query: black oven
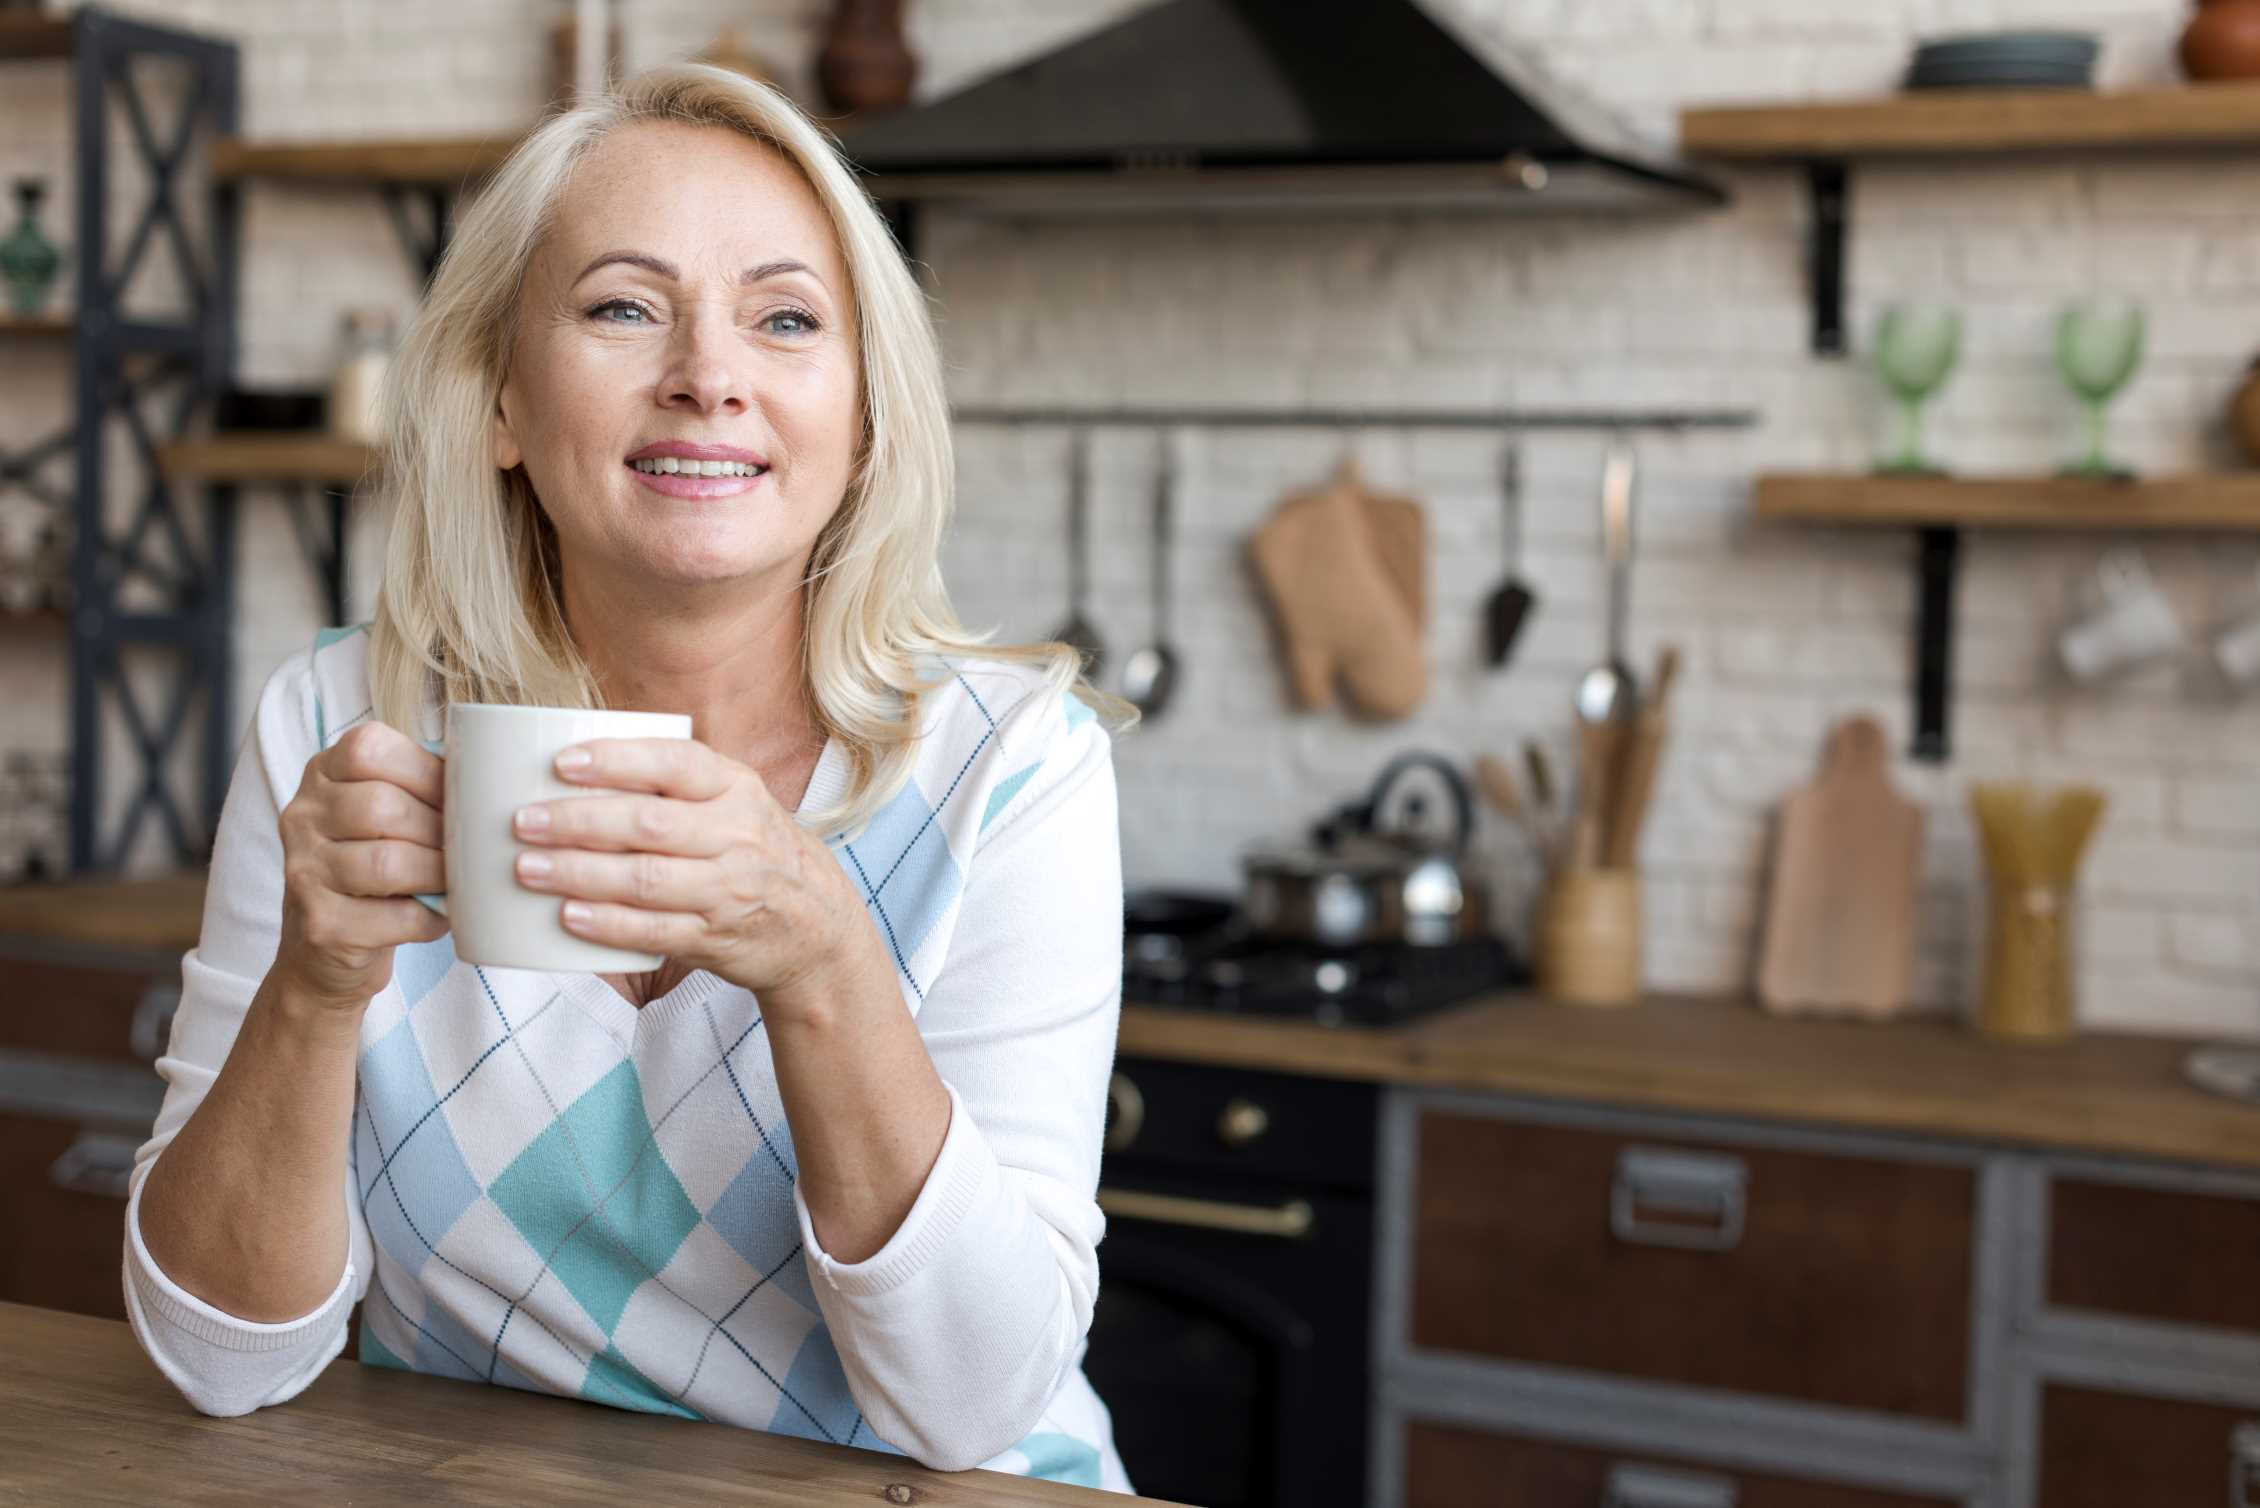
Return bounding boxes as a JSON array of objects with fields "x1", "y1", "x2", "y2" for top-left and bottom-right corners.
[{"x1": 1087, "y1": 1056, "x2": 1379, "y2": 1508}]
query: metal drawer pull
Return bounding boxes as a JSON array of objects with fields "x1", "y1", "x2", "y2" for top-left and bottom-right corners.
[
  {"x1": 1611, "y1": 1148, "x2": 1748, "y2": 1252},
  {"x1": 49, "y1": 1131, "x2": 140, "y2": 1199},
  {"x1": 1603, "y1": 1463, "x2": 1739, "y2": 1508},
  {"x1": 2232, "y1": 1421, "x2": 2260, "y2": 1508},
  {"x1": 1098, "y1": 1188, "x2": 1314, "y2": 1240},
  {"x1": 129, "y1": 982, "x2": 180, "y2": 1062},
  {"x1": 1104, "y1": 1072, "x2": 1145, "y2": 1153}
]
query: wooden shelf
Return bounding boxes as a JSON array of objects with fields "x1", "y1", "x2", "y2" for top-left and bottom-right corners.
[
  {"x1": 0, "y1": 606, "x2": 69, "y2": 633},
  {"x1": 210, "y1": 135, "x2": 521, "y2": 185},
  {"x1": 1755, "y1": 472, "x2": 2260, "y2": 531},
  {"x1": 157, "y1": 434, "x2": 379, "y2": 485},
  {"x1": 0, "y1": 312, "x2": 71, "y2": 337},
  {"x1": 0, "y1": 15, "x2": 73, "y2": 61},
  {"x1": 1683, "y1": 81, "x2": 2260, "y2": 159}
]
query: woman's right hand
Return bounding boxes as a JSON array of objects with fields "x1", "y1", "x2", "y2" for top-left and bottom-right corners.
[{"x1": 273, "y1": 720, "x2": 449, "y2": 1012}]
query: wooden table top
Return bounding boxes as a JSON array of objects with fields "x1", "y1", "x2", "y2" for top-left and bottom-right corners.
[
  {"x1": 1121, "y1": 992, "x2": 2260, "y2": 1172},
  {"x1": 0, "y1": 1303, "x2": 1169, "y2": 1506}
]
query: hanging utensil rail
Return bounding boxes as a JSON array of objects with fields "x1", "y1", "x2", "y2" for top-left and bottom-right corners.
[{"x1": 951, "y1": 405, "x2": 1758, "y2": 431}]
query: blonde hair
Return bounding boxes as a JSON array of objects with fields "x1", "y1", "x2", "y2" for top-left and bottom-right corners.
[{"x1": 367, "y1": 63, "x2": 1133, "y2": 838}]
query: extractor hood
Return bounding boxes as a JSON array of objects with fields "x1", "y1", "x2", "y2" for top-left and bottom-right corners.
[{"x1": 835, "y1": 0, "x2": 1726, "y2": 216}]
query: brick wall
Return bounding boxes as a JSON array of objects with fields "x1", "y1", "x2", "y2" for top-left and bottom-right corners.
[{"x1": 5, "y1": 0, "x2": 2254, "y2": 1034}]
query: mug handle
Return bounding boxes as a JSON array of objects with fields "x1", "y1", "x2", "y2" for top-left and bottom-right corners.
[
  {"x1": 416, "y1": 737, "x2": 448, "y2": 915},
  {"x1": 415, "y1": 892, "x2": 448, "y2": 916}
]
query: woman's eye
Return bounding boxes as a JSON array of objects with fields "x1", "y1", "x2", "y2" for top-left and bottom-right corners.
[
  {"x1": 765, "y1": 308, "x2": 819, "y2": 337},
  {"x1": 589, "y1": 299, "x2": 650, "y2": 324}
]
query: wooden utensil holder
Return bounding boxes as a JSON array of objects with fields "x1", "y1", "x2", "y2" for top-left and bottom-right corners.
[
  {"x1": 1978, "y1": 882, "x2": 2076, "y2": 1043},
  {"x1": 1537, "y1": 867, "x2": 1643, "y2": 1008}
]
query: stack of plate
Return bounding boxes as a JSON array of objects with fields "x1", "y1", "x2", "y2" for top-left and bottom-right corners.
[{"x1": 1904, "y1": 31, "x2": 2099, "y2": 91}]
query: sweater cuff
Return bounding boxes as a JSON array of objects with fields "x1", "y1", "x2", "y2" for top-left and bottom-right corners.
[
  {"x1": 124, "y1": 1175, "x2": 357, "y2": 1353},
  {"x1": 794, "y1": 1080, "x2": 990, "y2": 1299}
]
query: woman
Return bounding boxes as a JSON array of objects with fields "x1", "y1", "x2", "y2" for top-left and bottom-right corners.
[{"x1": 124, "y1": 64, "x2": 1137, "y2": 1490}]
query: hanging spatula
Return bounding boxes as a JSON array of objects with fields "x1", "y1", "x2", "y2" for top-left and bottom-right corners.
[{"x1": 1482, "y1": 441, "x2": 1537, "y2": 669}]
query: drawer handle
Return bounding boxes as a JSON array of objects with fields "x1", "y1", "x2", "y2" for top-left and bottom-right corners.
[
  {"x1": 2232, "y1": 1421, "x2": 2260, "y2": 1508},
  {"x1": 1105, "y1": 1072, "x2": 1145, "y2": 1154},
  {"x1": 1603, "y1": 1463, "x2": 1739, "y2": 1508},
  {"x1": 1098, "y1": 1187, "x2": 1314, "y2": 1240},
  {"x1": 49, "y1": 1130, "x2": 139, "y2": 1199},
  {"x1": 129, "y1": 982, "x2": 180, "y2": 1062},
  {"x1": 1611, "y1": 1148, "x2": 1747, "y2": 1253}
]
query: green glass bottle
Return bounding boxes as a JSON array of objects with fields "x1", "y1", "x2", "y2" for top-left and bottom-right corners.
[{"x1": 1, "y1": 178, "x2": 63, "y2": 317}]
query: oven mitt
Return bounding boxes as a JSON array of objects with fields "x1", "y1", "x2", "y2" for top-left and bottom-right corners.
[{"x1": 1247, "y1": 464, "x2": 1427, "y2": 721}]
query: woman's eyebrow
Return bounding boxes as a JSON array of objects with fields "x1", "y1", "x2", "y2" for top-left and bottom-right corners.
[{"x1": 569, "y1": 251, "x2": 826, "y2": 290}]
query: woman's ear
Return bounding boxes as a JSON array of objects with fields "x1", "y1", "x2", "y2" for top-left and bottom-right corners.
[{"x1": 491, "y1": 386, "x2": 524, "y2": 471}]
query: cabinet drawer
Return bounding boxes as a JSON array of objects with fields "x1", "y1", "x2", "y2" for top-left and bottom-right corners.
[
  {"x1": 0, "y1": 956, "x2": 175, "y2": 1063},
  {"x1": 1409, "y1": 1111, "x2": 1976, "y2": 1421},
  {"x1": 0, "y1": 1110, "x2": 135, "y2": 1320},
  {"x1": 2047, "y1": 1173, "x2": 2260, "y2": 1338},
  {"x1": 1403, "y1": 1421, "x2": 1959, "y2": 1508},
  {"x1": 2036, "y1": 1382, "x2": 2260, "y2": 1508}
]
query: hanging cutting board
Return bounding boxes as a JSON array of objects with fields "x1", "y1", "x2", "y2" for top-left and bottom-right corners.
[{"x1": 1756, "y1": 715, "x2": 1925, "y2": 1018}]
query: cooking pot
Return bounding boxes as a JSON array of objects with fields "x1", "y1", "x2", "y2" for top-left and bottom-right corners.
[{"x1": 1242, "y1": 751, "x2": 1490, "y2": 948}]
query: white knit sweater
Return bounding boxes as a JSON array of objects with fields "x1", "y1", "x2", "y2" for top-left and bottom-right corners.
[{"x1": 123, "y1": 627, "x2": 1132, "y2": 1490}]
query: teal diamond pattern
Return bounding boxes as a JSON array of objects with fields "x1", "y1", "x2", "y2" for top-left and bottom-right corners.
[
  {"x1": 582, "y1": 1344, "x2": 701, "y2": 1420},
  {"x1": 488, "y1": 1061, "x2": 703, "y2": 1336}
]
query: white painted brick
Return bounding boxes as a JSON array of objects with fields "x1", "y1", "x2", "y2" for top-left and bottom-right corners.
[
  {"x1": 2172, "y1": 776, "x2": 2260, "y2": 840},
  {"x1": 2166, "y1": 913, "x2": 2260, "y2": 984}
]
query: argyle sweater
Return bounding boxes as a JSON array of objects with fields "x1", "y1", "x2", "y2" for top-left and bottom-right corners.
[{"x1": 123, "y1": 626, "x2": 1132, "y2": 1490}]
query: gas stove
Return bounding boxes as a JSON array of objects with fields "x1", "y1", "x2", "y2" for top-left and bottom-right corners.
[{"x1": 1123, "y1": 895, "x2": 1524, "y2": 1028}]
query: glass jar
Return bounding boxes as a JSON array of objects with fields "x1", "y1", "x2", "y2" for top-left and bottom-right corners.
[{"x1": 329, "y1": 308, "x2": 396, "y2": 444}]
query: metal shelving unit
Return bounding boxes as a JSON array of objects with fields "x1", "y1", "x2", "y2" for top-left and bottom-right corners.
[{"x1": 2, "y1": 8, "x2": 240, "y2": 874}]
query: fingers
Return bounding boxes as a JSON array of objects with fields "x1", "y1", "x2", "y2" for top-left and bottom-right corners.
[
  {"x1": 325, "y1": 777, "x2": 444, "y2": 847},
  {"x1": 556, "y1": 897, "x2": 706, "y2": 957},
  {"x1": 552, "y1": 737, "x2": 744, "y2": 801},
  {"x1": 512, "y1": 794, "x2": 724, "y2": 856},
  {"x1": 516, "y1": 847, "x2": 710, "y2": 912},
  {"x1": 325, "y1": 838, "x2": 447, "y2": 899},
  {"x1": 322, "y1": 720, "x2": 444, "y2": 811}
]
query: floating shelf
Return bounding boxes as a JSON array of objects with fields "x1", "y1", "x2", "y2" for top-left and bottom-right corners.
[
  {"x1": 1683, "y1": 80, "x2": 2260, "y2": 158},
  {"x1": 209, "y1": 136, "x2": 518, "y2": 186},
  {"x1": 1680, "y1": 82, "x2": 2260, "y2": 355},
  {"x1": 1755, "y1": 472, "x2": 2260, "y2": 532},
  {"x1": 0, "y1": 313, "x2": 71, "y2": 337},
  {"x1": 0, "y1": 15, "x2": 74, "y2": 61},
  {"x1": 1755, "y1": 471, "x2": 2260, "y2": 763},
  {"x1": 156, "y1": 434, "x2": 378, "y2": 485}
]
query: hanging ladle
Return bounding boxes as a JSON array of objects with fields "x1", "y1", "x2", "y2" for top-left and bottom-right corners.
[
  {"x1": 1049, "y1": 428, "x2": 1106, "y2": 679},
  {"x1": 1119, "y1": 429, "x2": 1182, "y2": 719}
]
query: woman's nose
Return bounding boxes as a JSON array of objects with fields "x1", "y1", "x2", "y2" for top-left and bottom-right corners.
[{"x1": 659, "y1": 311, "x2": 750, "y2": 415}]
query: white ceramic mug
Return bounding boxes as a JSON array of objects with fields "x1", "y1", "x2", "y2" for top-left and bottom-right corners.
[
  {"x1": 2057, "y1": 550, "x2": 2184, "y2": 683},
  {"x1": 419, "y1": 702, "x2": 693, "y2": 973},
  {"x1": 2217, "y1": 611, "x2": 2260, "y2": 689}
]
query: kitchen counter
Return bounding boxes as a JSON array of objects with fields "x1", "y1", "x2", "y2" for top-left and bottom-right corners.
[
  {"x1": 1120, "y1": 993, "x2": 2260, "y2": 1172},
  {"x1": 0, "y1": 1302, "x2": 1169, "y2": 1506}
]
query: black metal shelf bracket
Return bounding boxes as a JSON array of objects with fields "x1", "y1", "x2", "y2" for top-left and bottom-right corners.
[
  {"x1": 1911, "y1": 525, "x2": 1961, "y2": 763},
  {"x1": 280, "y1": 482, "x2": 351, "y2": 628},
  {"x1": 381, "y1": 184, "x2": 453, "y2": 286},
  {"x1": 1807, "y1": 159, "x2": 1850, "y2": 357}
]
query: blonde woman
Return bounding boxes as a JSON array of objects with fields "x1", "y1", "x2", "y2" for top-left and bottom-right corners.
[{"x1": 124, "y1": 65, "x2": 1137, "y2": 1489}]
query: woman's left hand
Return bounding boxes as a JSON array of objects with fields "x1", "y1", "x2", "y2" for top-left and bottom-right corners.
[{"x1": 509, "y1": 738, "x2": 883, "y2": 1011}]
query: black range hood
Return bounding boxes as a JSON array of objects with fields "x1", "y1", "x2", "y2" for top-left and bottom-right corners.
[{"x1": 836, "y1": 0, "x2": 1726, "y2": 216}]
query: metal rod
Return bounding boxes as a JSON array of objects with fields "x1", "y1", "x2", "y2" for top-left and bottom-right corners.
[{"x1": 950, "y1": 404, "x2": 1757, "y2": 431}]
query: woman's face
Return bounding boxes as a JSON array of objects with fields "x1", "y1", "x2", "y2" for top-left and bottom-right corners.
[{"x1": 494, "y1": 120, "x2": 861, "y2": 601}]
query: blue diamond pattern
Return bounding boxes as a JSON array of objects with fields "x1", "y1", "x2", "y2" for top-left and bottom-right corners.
[
  {"x1": 358, "y1": 1018, "x2": 483, "y2": 1279},
  {"x1": 582, "y1": 1343, "x2": 701, "y2": 1420},
  {"x1": 706, "y1": 1153, "x2": 818, "y2": 1314},
  {"x1": 839, "y1": 777, "x2": 961, "y2": 967},
  {"x1": 488, "y1": 1061, "x2": 702, "y2": 1336}
]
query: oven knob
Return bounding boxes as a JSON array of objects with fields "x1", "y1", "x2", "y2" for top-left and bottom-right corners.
[
  {"x1": 1106, "y1": 1073, "x2": 1145, "y2": 1153},
  {"x1": 1217, "y1": 1098, "x2": 1269, "y2": 1148}
]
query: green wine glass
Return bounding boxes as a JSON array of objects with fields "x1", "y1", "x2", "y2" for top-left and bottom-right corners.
[
  {"x1": 1873, "y1": 303, "x2": 1962, "y2": 475},
  {"x1": 2057, "y1": 300, "x2": 2145, "y2": 480}
]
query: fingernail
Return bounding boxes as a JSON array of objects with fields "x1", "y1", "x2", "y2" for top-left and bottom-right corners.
[
  {"x1": 556, "y1": 749, "x2": 592, "y2": 774},
  {"x1": 514, "y1": 805, "x2": 550, "y2": 833},
  {"x1": 516, "y1": 851, "x2": 553, "y2": 880},
  {"x1": 562, "y1": 901, "x2": 593, "y2": 928}
]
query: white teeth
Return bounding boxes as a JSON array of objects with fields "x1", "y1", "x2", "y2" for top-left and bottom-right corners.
[{"x1": 631, "y1": 457, "x2": 766, "y2": 478}]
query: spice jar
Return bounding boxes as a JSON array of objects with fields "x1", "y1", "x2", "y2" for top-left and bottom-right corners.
[{"x1": 328, "y1": 308, "x2": 395, "y2": 445}]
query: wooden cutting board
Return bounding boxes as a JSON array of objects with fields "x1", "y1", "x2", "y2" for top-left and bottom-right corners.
[{"x1": 1757, "y1": 715, "x2": 1925, "y2": 1018}]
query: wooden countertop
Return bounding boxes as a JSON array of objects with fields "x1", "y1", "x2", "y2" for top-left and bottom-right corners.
[
  {"x1": 1120, "y1": 994, "x2": 2260, "y2": 1172},
  {"x1": 6, "y1": 874, "x2": 2249, "y2": 1172},
  {"x1": 0, "y1": 1303, "x2": 1169, "y2": 1506}
]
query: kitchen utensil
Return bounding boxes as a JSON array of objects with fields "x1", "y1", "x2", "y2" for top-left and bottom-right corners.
[
  {"x1": 1568, "y1": 719, "x2": 1626, "y2": 872},
  {"x1": 1756, "y1": 715, "x2": 1925, "y2": 1018},
  {"x1": 1050, "y1": 430, "x2": 1106, "y2": 679},
  {"x1": 2057, "y1": 548, "x2": 2184, "y2": 682},
  {"x1": 1970, "y1": 781, "x2": 2107, "y2": 1043},
  {"x1": 2057, "y1": 300, "x2": 2145, "y2": 479},
  {"x1": 1602, "y1": 643, "x2": 1681, "y2": 869},
  {"x1": 2182, "y1": 0, "x2": 2260, "y2": 81},
  {"x1": 1247, "y1": 466, "x2": 1426, "y2": 720},
  {"x1": 1536, "y1": 867, "x2": 1642, "y2": 1008},
  {"x1": 1874, "y1": 304, "x2": 1962, "y2": 474},
  {"x1": 1241, "y1": 752, "x2": 1488, "y2": 948},
  {"x1": 1475, "y1": 752, "x2": 1549, "y2": 859},
  {"x1": 1574, "y1": 442, "x2": 1641, "y2": 730},
  {"x1": 1119, "y1": 432, "x2": 1182, "y2": 719},
  {"x1": 1482, "y1": 442, "x2": 1536, "y2": 669},
  {"x1": 817, "y1": 0, "x2": 919, "y2": 114},
  {"x1": 1523, "y1": 741, "x2": 1558, "y2": 817}
]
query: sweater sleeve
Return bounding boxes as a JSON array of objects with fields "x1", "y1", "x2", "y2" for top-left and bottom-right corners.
[
  {"x1": 791, "y1": 687, "x2": 1121, "y2": 1472},
  {"x1": 121, "y1": 649, "x2": 378, "y2": 1415}
]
